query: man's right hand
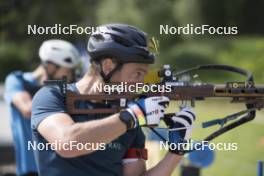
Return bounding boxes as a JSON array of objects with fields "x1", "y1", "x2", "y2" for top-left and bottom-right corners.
[
  {"x1": 119, "y1": 96, "x2": 169, "y2": 129},
  {"x1": 167, "y1": 107, "x2": 196, "y2": 155}
]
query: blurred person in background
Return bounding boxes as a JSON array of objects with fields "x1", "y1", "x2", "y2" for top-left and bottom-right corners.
[{"x1": 4, "y1": 39, "x2": 81, "y2": 176}]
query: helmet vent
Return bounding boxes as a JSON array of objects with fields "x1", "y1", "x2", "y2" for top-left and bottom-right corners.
[
  {"x1": 64, "y1": 57, "x2": 72, "y2": 63},
  {"x1": 51, "y1": 47, "x2": 61, "y2": 50},
  {"x1": 93, "y1": 34, "x2": 105, "y2": 42},
  {"x1": 112, "y1": 35, "x2": 132, "y2": 47},
  {"x1": 111, "y1": 27, "x2": 126, "y2": 34}
]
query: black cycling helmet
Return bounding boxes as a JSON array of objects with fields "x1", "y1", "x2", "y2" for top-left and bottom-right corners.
[{"x1": 87, "y1": 23, "x2": 155, "y2": 64}]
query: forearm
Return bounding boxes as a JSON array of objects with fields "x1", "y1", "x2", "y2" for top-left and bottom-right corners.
[
  {"x1": 63, "y1": 113, "x2": 127, "y2": 156},
  {"x1": 143, "y1": 152, "x2": 182, "y2": 176},
  {"x1": 12, "y1": 92, "x2": 32, "y2": 119},
  {"x1": 17, "y1": 104, "x2": 32, "y2": 119}
]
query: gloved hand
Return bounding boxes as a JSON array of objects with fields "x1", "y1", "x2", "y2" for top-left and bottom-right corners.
[
  {"x1": 166, "y1": 107, "x2": 196, "y2": 155},
  {"x1": 119, "y1": 96, "x2": 169, "y2": 129}
]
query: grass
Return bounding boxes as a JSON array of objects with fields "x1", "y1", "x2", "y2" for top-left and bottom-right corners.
[{"x1": 146, "y1": 99, "x2": 264, "y2": 176}]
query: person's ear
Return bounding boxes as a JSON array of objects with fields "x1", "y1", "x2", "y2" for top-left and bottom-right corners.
[
  {"x1": 101, "y1": 58, "x2": 116, "y2": 75},
  {"x1": 46, "y1": 62, "x2": 57, "y2": 71}
]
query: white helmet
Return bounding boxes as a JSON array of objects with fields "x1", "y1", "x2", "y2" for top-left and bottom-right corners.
[{"x1": 39, "y1": 39, "x2": 81, "y2": 68}]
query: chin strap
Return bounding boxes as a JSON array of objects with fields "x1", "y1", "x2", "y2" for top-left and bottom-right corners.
[{"x1": 99, "y1": 62, "x2": 123, "y2": 83}]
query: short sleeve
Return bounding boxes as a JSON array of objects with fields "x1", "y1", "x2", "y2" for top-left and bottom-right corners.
[
  {"x1": 123, "y1": 128, "x2": 147, "y2": 162},
  {"x1": 31, "y1": 86, "x2": 66, "y2": 130},
  {"x1": 130, "y1": 128, "x2": 146, "y2": 149},
  {"x1": 4, "y1": 73, "x2": 25, "y2": 104}
]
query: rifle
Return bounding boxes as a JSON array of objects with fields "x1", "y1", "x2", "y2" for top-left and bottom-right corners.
[{"x1": 45, "y1": 64, "x2": 264, "y2": 144}]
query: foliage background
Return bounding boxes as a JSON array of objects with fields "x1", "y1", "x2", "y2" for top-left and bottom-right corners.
[{"x1": 1, "y1": 0, "x2": 264, "y2": 82}]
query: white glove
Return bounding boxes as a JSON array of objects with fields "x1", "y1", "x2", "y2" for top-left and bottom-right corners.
[
  {"x1": 170, "y1": 107, "x2": 196, "y2": 141},
  {"x1": 167, "y1": 107, "x2": 196, "y2": 155},
  {"x1": 120, "y1": 96, "x2": 169, "y2": 129}
]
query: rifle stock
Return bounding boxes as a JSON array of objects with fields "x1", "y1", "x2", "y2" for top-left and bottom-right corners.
[{"x1": 64, "y1": 83, "x2": 264, "y2": 115}]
